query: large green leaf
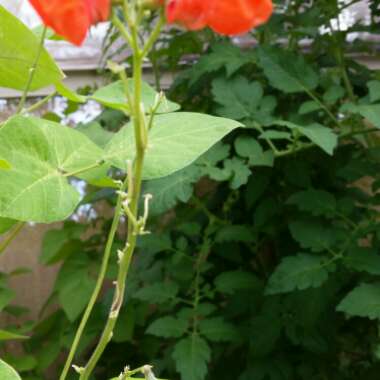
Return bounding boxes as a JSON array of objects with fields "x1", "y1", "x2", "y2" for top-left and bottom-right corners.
[
  {"x1": 90, "y1": 80, "x2": 180, "y2": 114},
  {"x1": 173, "y1": 336, "x2": 211, "y2": 380},
  {"x1": 0, "y1": 359, "x2": 21, "y2": 380},
  {"x1": 105, "y1": 112, "x2": 241, "y2": 179},
  {"x1": 0, "y1": 116, "x2": 104, "y2": 223},
  {"x1": 257, "y1": 46, "x2": 319, "y2": 94},
  {"x1": 266, "y1": 254, "x2": 333, "y2": 295},
  {"x1": 337, "y1": 283, "x2": 380, "y2": 320},
  {"x1": 0, "y1": 6, "x2": 63, "y2": 91}
]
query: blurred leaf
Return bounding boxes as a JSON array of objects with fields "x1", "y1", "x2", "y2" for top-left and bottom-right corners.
[{"x1": 173, "y1": 336, "x2": 211, "y2": 380}]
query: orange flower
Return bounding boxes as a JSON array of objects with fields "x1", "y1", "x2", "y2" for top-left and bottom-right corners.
[
  {"x1": 166, "y1": 0, "x2": 208, "y2": 30},
  {"x1": 28, "y1": 0, "x2": 111, "y2": 45},
  {"x1": 166, "y1": 0, "x2": 273, "y2": 35}
]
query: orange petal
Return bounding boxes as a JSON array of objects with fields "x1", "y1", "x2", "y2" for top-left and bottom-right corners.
[
  {"x1": 206, "y1": 0, "x2": 273, "y2": 36},
  {"x1": 29, "y1": 0, "x2": 110, "y2": 45},
  {"x1": 166, "y1": 0, "x2": 208, "y2": 30}
]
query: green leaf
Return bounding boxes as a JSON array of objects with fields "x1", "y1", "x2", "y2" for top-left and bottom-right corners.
[
  {"x1": 40, "y1": 224, "x2": 85, "y2": 265},
  {"x1": 289, "y1": 220, "x2": 343, "y2": 252},
  {"x1": 212, "y1": 76, "x2": 276, "y2": 125},
  {"x1": 367, "y1": 80, "x2": 380, "y2": 103},
  {"x1": 223, "y1": 157, "x2": 251, "y2": 189},
  {"x1": 287, "y1": 189, "x2": 336, "y2": 217},
  {"x1": 354, "y1": 104, "x2": 380, "y2": 128},
  {"x1": 298, "y1": 100, "x2": 322, "y2": 115},
  {"x1": 0, "y1": 329, "x2": 28, "y2": 341},
  {"x1": 173, "y1": 336, "x2": 211, "y2": 380},
  {"x1": 105, "y1": 112, "x2": 241, "y2": 179},
  {"x1": 186, "y1": 43, "x2": 255, "y2": 86},
  {"x1": 345, "y1": 247, "x2": 380, "y2": 275},
  {"x1": 257, "y1": 46, "x2": 319, "y2": 93},
  {"x1": 143, "y1": 165, "x2": 202, "y2": 216},
  {"x1": 235, "y1": 136, "x2": 274, "y2": 167},
  {"x1": 0, "y1": 5, "x2": 63, "y2": 91},
  {"x1": 0, "y1": 359, "x2": 21, "y2": 380},
  {"x1": 337, "y1": 283, "x2": 380, "y2": 320},
  {"x1": 0, "y1": 287, "x2": 15, "y2": 311},
  {"x1": 147, "y1": 316, "x2": 188, "y2": 338},
  {"x1": 274, "y1": 121, "x2": 337, "y2": 155},
  {"x1": 199, "y1": 317, "x2": 239, "y2": 342},
  {"x1": 215, "y1": 225, "x2": 254, "y2": 243},
  {"x1": 0, "y1": 159, "x2": 11, "y2": 171},
  {"x1": 76, "y1": 122, "x2": 114, "y2": 148},
  {"x1": 0, "y1": 218, "x2": 16, "y2": 235},
  {"x1": 91, "y1": 80, "x2": 180, "y2": 114},
  {"x1": 58, "y1": 274, "x2": 95, "y2": 322},
  {"x1": 214, "y1": 270, "x2": 260, "y2": 294},
  {"x1": 266, "y1": 254, "x2": 333, "y2": 295},
  {"x1": 0, "y1": 116, "x2": 104, "y2": 223},
  {"x1": 133, "y1": 283, "x2": 179, "y2": 304}
]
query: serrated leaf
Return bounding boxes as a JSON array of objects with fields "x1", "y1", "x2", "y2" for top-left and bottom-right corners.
[
  {"x1": 199, "y1": 317, "x2": 239, "y2": 342},
  {"x1": 266, "y1": 254, "x2": 333, "y2": 295},
  {"x1": 212, "y1": 76, "x2": 276, "y2": 125},
  {"x1": 0, "y1": 5, "x2": 63, "y2": 91},
  {"x1": 187, "y1": 43, "x2": 254, "y2": 86},
  {"x1": 287, "y1": 189, "x2": 336, "y2": 216},
  {"x1": 235, "y1": 136, "x2": 274, "y2": 167},
  {"x1": 345, "y1": 247, "x2": 380, "y2": 275},
  {"x1": 0, "y1": 329, "x2": 28, "y2": 341},
  {"x1": 173, "y1": 336, "x2": 211, "y2": 380},
  {"x1": 147, "y1": 316, "x2": 188, "y2": 338},
  {"x1": 0, "y1": 116, "x2": 104, "y2": 223},
  {"x1": 91, "y1": 80, "x2": 179, "y2": 114},
  {"x1": 105, "y1": 112, "x2": 241, "y2": 179},
  {"x1": 215, "y1": 270, "x2": 260, "y2": 294},
  {"x1": 289, "y1": 220, "x2": 343, "y2": 252},
  {"x1": 133, "y1": 283, "x2": 179, "y2": 304},
  {"x1": 274, "y1": 121, "x2": 337, "y2": 155},
  {"x1": 257, "y1": 46, "x2": 319, "y2": 94},
  {"x1": 0, "y1": 359, "x2": 21, "y2": 380},
  {"x1": 143, "y1": 165, "x2": 202, "y2": 216},
  {"x1": 223, "y1": 157, "x2": 252, "y2": 189},
  {"x1": 337, "y1": 283, "x2": 380, "y2": 320}
]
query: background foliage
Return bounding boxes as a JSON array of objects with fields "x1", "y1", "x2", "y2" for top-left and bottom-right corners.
[{"x1": 2, "y1": 1, "x2": 380, "y2": 379}]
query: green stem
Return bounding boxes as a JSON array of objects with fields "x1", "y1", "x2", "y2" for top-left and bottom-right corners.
[
  {"x1": 0, "y1": 222, "x2": 25, "y2": 256},
  {"x1": 78, "y1": 3, "x2": 162, "y2": 378},
  {"x1": 16, "y1": 26, "x2": 47, "y2": 114},
  {"x1": 22, "y1": 92, "x2": 56, "y2": 114},
  {"x1": 305, "y1": 89, "x2": 339, "y2": 126},
  {"x1": 59, "y1": 181, "x2": 128, "y2": 380}
]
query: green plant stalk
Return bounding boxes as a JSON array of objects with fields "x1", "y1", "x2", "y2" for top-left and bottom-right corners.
[
  {"x1": 16, "y1": 26, "x2": 48, "y2": 114},
  {"x1": 59, "y1": 180, "x2": 128, "y2": 380},
  {"x1": 78, "y1": 8, "x2": 163, "y2": 380}
]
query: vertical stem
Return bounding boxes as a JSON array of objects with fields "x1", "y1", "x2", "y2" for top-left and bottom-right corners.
[
  {"x1": 78, "y1": 6, "x2": 163, "y2": 379},
  {"x1": 16, "y1": 26, "x2": 48, "y2": 114},
  {"x1": 59, "y1": 182, "x2": 127, "y2": 380}
]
